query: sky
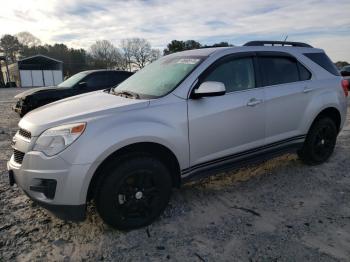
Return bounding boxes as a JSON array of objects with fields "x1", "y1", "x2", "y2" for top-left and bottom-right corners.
[{"x1": 0, "y1": 0, "x2": 349, "y2": 61}]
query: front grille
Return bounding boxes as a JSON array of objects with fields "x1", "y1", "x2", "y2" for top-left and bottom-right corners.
[
  {"x1": 18, "y1": 128, "x2": 31, "y2": 140},
  {"x1": 13, "y1": 149, "x2": 25, "y2": 164}
]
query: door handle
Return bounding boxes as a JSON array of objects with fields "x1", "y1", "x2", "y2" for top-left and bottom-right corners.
[
  {"x1": 247, "y1": 98, "x2": 262, "y2": 107},
  {"x1": 303, "y1": 87, "x2": 314, "y2": 93}
]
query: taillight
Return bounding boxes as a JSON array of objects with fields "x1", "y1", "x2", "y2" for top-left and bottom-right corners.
[{"x1": 341, "y1": 79, "x2": 349, "y2": 97}]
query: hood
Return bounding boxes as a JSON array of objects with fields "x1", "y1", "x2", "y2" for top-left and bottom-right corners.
[
  {"x1": 19, "y1": 91, "x2": 150, "y2": 136},
  {"x1": 14, "y1": 86, "x2": 64, "y2": 99}
]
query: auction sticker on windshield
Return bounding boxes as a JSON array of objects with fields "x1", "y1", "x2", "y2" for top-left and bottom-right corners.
[{"x1": 176, "y1": 58, "x2": 201, "y2": 64}]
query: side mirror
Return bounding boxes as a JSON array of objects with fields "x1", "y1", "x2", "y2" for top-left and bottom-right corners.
[
  {"x1": 77, "y1": 82, "x2": 87, "y2": 88},
  {"x1": 192, "y1": 81, "x2": 226, "y2": 98},
  {"x1": 340, "y1": 71, "x2": 350, "y2": 77}
]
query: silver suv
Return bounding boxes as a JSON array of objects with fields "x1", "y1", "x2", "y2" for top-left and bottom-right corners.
[{"x1": 7, "y1": 41, "x2": 348, "y2": 229}]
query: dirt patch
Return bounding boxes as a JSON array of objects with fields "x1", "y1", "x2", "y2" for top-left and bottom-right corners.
[{"x1": 0, "y1": 88, "x2": 349, "y2": 261}]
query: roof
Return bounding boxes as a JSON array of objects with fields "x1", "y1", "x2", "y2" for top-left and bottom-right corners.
[
  {"x1": 166, "y1": 40, "x2": 321, "y2": 58},
  {"x1": 18, "y1": 54, "x2": 63, "y2": 63},
  {"x1": 167, "y1": 45, "x2": 322, "y2": 59},
  {"x1": 80, "y1": 69, "x2": 133, "y2": 74}
]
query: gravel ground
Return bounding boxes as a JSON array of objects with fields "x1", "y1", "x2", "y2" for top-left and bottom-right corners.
[{"x1": 0, "y1": 88, "x2": 349, "y2": 261}]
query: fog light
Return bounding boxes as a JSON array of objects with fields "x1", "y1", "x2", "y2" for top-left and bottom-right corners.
[{"x1": 30, "y1": 179, "x2": 57, "y2": 199}]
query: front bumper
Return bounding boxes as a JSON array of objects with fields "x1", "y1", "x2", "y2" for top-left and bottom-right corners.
[{"x1": 7, "y1": 151, "x2": 91, "y2": 221}]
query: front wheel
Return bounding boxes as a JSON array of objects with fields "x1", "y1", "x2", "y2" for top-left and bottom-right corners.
[
  {"x1": 95, "y1": 156, "x2": 172, "y2": 230},
  {"x1": 298, "y1": 117, "x2": 337, "y2": 165}
]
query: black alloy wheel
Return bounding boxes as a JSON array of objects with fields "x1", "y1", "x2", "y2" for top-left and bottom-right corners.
[
  {"x1": 298, "y1": 117, "x2": 337, "y2": 165},
  {"x1": 95, "y1": 156, "x2": 172, "y2": 230}
]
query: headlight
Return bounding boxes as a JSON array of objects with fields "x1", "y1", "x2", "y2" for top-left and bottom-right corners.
[{"x1": 33, "y1": 123, "x2": 86, "y2": 156}]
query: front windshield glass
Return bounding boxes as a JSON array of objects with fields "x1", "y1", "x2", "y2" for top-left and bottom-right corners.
[
  {"x1": 58, "y1": 72, "x2": 88, "y2": 88},
  {"x1": 114, "y1": 55, "x2": 205, "y2": 98}
]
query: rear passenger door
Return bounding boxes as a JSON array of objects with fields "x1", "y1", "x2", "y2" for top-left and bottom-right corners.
[{"x1": 258, "y1": 52, "x2": 312, "y2": 144}]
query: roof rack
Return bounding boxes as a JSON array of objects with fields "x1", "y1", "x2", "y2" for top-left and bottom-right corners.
[{"x1": 243, "y1": 41, "x2": 312, "y2": 48}]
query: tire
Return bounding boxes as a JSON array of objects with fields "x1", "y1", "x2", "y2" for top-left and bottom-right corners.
[
  {"x1": 95, "y1": 155, "x2": 172, "y2": 230},
  {"x1": 298, "y1": 117, "x2": 337, "y2": 165}
]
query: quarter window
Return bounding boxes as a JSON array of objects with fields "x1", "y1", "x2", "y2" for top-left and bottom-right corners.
[
  {"x1": 298, "y1": 63, "x2": 312, "y2": 81},
  {"x1": 203, "y1": 57, "x2": 255, "y2": 92},
  {"x1": 304, "y1": 52, "x2": 339, "y2": 76},
  {"x1": 259, "y1": 56, "x2": 299, "y2": 86}
]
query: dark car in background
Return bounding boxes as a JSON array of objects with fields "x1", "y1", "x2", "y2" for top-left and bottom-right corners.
[
  {"x1": 340, "y1": 65, "x2": 350, "y2": 77},
  {"x1": 341, "y1": 66, "x2": 350, "y2": 90},
  {"x1": 13, "y1": 70, "x2": 133, "y2": 116}
]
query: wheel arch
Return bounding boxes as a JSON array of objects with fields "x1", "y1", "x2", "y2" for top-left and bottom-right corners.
[
  {"x1": 308, "y1": 107, "x2": 341, "y2": 133},
  {"x1": 87, "y1": 142, "x2": 181, "y2": 201}
]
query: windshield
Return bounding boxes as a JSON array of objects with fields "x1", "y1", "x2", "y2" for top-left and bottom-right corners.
[
  {"x1": 114, "y1": 55, "x2": 205, "y2": 98},
  {"x1": 58, "y1": 72, "x2": 88, "y2": 88},
  {"x1": 343, "y1": 66, "x2": 350, "y2": 72}
]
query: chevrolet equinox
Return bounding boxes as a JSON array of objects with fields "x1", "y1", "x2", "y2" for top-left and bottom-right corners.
[{"x1": 7, "y1": 41, "x2": 349, "y2": 229}]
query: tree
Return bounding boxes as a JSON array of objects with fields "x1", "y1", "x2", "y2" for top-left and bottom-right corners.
[
  {"x1": 0, "y1": 34, "x2": 22, "y2": 62},
  {"x1": 121, "y1": 38, "x2": 161, "y2": 70},
  {"x1": 150, "y1": 49, "x2": 161, "y2": 63},
  {"x1": 89, "y1": 40, "x2": 123, "y2": 69},
  {"x1": 16, "y1": 32, "x2": 41, "y2": 47},
  {"x1": 335, "y1": 61, "x2": 349, "y2": 69},
  {"x1": 184, "y1": 40, "x2": 201, "y2": 50},
  {"x1": 163, "y1": 40, "x2": 201, "y2": 55},
  {"x1": 164, "y1": 40, "x2": 234, "y2": 55},
  {"x1": 120, "y1": 39, "x2": 134, "y2": 72},
  {"x1": 203, "y1": 42, "x2": 233, "y2": 48}
]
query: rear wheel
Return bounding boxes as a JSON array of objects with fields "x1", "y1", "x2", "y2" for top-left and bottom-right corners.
[
  {"x1": 298, "y1": 117, "x2": 337, "y2": 165},
  {"x1": 95, "y1": 156, "x2": 172, "y2": 230}
]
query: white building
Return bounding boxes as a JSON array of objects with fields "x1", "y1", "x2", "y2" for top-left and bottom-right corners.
[{"x1": 1, "y1": 55, "x2": 63, "y2": 87}]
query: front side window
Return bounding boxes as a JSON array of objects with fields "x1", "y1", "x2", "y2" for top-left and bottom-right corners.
[
  {"x1": 203, "y1": 57, "x2": 255, "y2": 92},
  {"x1": 114, "y1": 55, "x2": 205, "y2": 98},
  {"x1": 259, "y1": 56, "x2": 299, "y2": 86}
]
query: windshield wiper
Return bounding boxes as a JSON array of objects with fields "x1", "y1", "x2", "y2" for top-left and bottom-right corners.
[{"x1": 113, "y1": 90, "x2": 140, "y2": 99}]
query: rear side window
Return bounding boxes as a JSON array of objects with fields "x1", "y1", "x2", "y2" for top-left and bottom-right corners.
[
  {"x1": 259, "y1": 56, "x2": 299, "y2": 86},
  {"x1": 111, "y1": 73, "x2": 131, "y2": 85},
  {"x1": 85, "y1": 73, "x2": 110, "y2": 89},
  {"x1": 203, "y1": 57, "x2": 255, "y2": 92},
  {"x1": 304, "y1": 52, "x2": 340, "y2": 76}
]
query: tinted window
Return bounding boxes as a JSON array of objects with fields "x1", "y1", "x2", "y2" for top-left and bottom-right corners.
[
  {"x1": 298, "y1": 63, "x2": 312, "y2": 81},
  {"x1": 85, "y1": 73, "x2": 110, "y2": 89},
  {"x1": 304, "y1": 52, "x2": 340, "y2": 76},
  {"x1": 111, "y1": 72, "x2": 131, "y2": 85},
  {"x1": 204, "y1": 57, "x2": 255, "y2": 92},
  {"x1": 342, "y1": 66, "x2": 350, "y2": 72},
  {"x1": 259, "y1": 56, "x2": 299, "y2": 86}
]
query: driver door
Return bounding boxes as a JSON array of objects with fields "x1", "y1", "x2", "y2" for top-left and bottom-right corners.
[{"x1": 188, "y1": 54, "x2": 266, "y2": 167}]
